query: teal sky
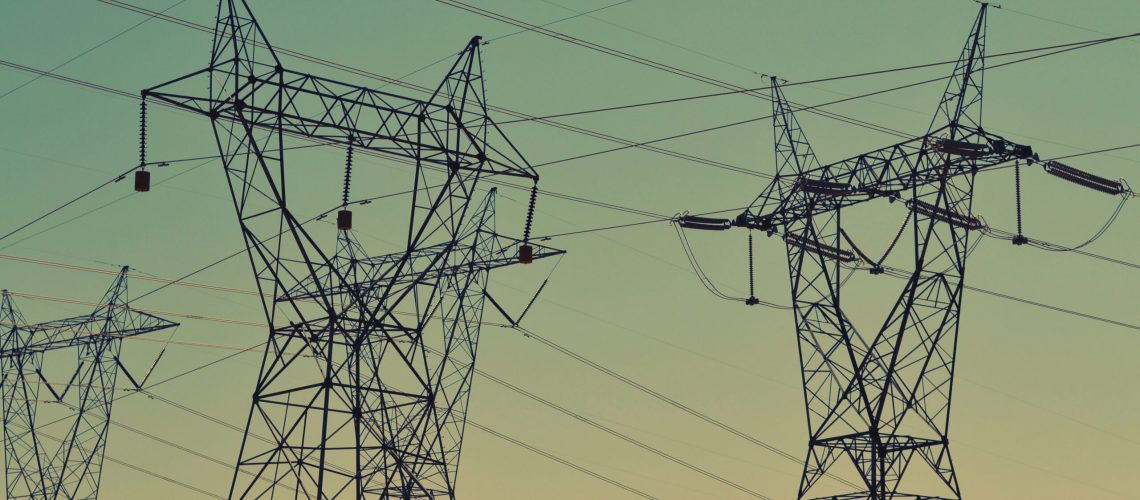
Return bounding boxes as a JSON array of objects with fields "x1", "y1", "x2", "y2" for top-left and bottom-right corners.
[{"x1": 2, "y1": 1, "x2": 1139, "y2": 498}]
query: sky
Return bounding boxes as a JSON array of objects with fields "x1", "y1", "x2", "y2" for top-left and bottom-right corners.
[{"x1": 1, "y1": 0, "x2": 1139, "y2": 498}]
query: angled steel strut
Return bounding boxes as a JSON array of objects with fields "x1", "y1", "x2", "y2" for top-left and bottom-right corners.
[
  {"x1": 1, "y1": 269, "x2": 178, "y2": 500},
  {"x1": 143, "y1": 1, "x2": 563, "y2": 498}
]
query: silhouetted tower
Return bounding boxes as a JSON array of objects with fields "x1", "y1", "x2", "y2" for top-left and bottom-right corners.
[
  {"x1": 679, "y1": 4, "x2": 1102, "y2": 498},
  {"x1": 143, "y1": 1, "x2": 562, "y2": 498},
  {"x1": 0, "y1": 269, "x2": 177, "y2": 499}
]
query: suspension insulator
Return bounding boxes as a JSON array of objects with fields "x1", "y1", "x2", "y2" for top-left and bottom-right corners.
[
  {"x1": 795, "y1": 178, "x2": 851, "y2": 196},
  {"x1": 930, "y1": 138, "x2": 989, "y2": 158},
  {"x1": 1042, "y1": 160, "x2": 1125, "y2": 195},
  {"x1": 134, "y1": 170, "x2": 150, "y2": 192},
  {"x1": 518, "y1": 244, "x2": 534, "y2": 264},
  {"x1": 784, "y1": 233, "x2": 857, "y2": 263},
  {"x1": 678, "y1": 215, "x2": 732, "y2": 231},
  {"x1": 907, "y1": 199, "x2": 984, "y2": 230},
  {"x1": 337, "y1": 210, "x2": 352, "y2": 231}
]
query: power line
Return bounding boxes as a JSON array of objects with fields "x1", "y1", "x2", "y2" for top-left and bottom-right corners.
[
  {"x1": 469, "y1": 359, "x2": 773, "y2": 498},
  {"x1": 387, "y1": 0, "x2": 633, "y2": 84},
  {"x1": 0, "y1": 0, "x2": 185, "y2": 101},
  {"x1": 0, "y1": 163, "x2": 139, "y2": 243},
  {"x1": 139, "y1": 374, "x2": 665, "y2": 499},
  {"x1": 21, "y1": 280, "x2": 1136, "y2": 498},
  {"x1": 496, "y1": 31, "x2": 1140, "y2": 124},
  {"x1": 434, "y1": 0, "x2": 911, "y2": 139},
  {"x1": 465, "y1": 420, "x2": 660, "y2": 499},
  {"x1": 8, "y1": 255, "x2": 769, "y2": 497},
  {"x1": 529, "y1": 35, "x2": 1140, "y2": 170},
  {"x1": 506, "y1": 323, "x2": 863, "y2": 490},
  {"x1": 89, "y1": 0, "x2": 1140, "y2": 185},
  {"x1": 96, "y1": 0, "x2": 769, "y2": 178},
  {"x1": 4, "y1": 257, "x2": 833, "y2": 489}
]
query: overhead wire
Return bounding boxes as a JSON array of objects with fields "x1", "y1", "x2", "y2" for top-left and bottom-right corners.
[
  {"x1": 498, "y1": 31, "x2": 1140, "y2": 124},
  {"x1": 385, "y1": 0, "x2": 634, "y2": 85},
  {"x1": 11, "y1": 280, "x2": 775, "y2": 498},
  {"x1": 506, "y1": 323, "x2": 863, "y2": 489},
  {"x1": 0, "y1": 0, "x2": 185, "y2": 102},
  {"x1": 434, "y1": 0, "x2": 911, "y2": 139},
  {"x1": 469, "y1": 360, "x2": 774, "y2": 499},
  {"x1": 529, "y1": 34, "x2": 1140, "y2": 170},
  {"x1": 8, "y1": 268, "x2": 722, "y2": 497},
  {"x1": 465, "y1": 420, "x2": 660, "y2": 500},
  {"x1": 56, "y1": 0, "x2": 1140, "y2": 188},
  {"x1": 96, "y1": 0, "x2": 769, "y2": 178},
  {"x1": 15, "y1": 266, "x2": 1140, "y2": 500},
  {"x1": 72, "y1": 0, "x2": 1140, "y2": 188}
]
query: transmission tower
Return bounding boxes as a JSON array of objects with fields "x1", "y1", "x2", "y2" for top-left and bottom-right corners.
[
  {"x1": 0, "y1": 268, "x2": 177, "y2": 499},
  {"x1": 682, "y1": 4, "x2": 1130, "y2": 498},
  {"x1": 143, "y1": 1, "x2": 562, "y2": 498}
]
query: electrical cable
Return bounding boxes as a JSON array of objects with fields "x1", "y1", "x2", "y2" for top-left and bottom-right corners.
[
  {"x1": 434, "y1": 0, "x2": 908, "y2": 139},
  {"x1": 96, "y1": 0, "x2": 769, "y2": 178},
  {"x1": 0, "y1": 0, "x2": 185, "y2": 102},
  {"x1": 386, "y1": 0, "x2": 633, "y2": 85},
  {"x1": 498, "y1": 31, "x2": 1140, "y2": 124},
  {"x1": 465, "y1": 420, "x2": 659, "y2": 499},
  {"x1": 508, "y1": 323, "x2": 863, "y2": 489},
  {"x1": 529, "y1": 35, "x2": 1138, "y2": 170}
]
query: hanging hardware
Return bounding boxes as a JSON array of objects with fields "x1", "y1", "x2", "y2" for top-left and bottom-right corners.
[
  {"x1": 1012, "y1": 161, "x2": 1028, "y2": 245},
  {"x1": 907, "y1": 199, "x2": 984, "y2": 230},
  {"x1": 678, "y1": 215, "x2": 732, "y2": 231},
  {"x1": 519, "y1": 182, "x2": 537, "y2": 263},
  {"x1": 784, "y1": 233, "x2": 857, "y2": 262},
  {"x1": 338, "y1": 140, "x2": 354, "y2": 231},
  {"x1": 1042, "y1": 160, "x2": 1125, "y2": 195},
  {"x1": 745, "y1": 230, "x2": 759, "y2": 306},
  {"x1": 135, "y1": 98, "x2": 150, "y2": 192}
]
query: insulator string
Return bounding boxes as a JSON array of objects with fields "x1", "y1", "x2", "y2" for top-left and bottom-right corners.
[
  {"x1": 1015, "y1": 160, "x2": 1024, "y2": 236},
  {"x1": 523, "y1": 182, "x2": 537, "y2": 244},
  {"x1": 138, "y1": 98, "x2": 147, "y2": 169},
  {"x1": 341, "y1": 140, "x2": 354, "y2": 207},
  {"x1": 747, "y1": 230, "x2": 756, "y2": 299}
]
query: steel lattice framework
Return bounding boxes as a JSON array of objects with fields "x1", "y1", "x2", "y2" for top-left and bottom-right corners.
[
  {"x1": 144, "y1": 1, "x2": 562, "y2": 498},
  {"x1": 0, "y1": 269, "x2": 177, "y2": 499},
  {"x1": 724, "y1": 5, "x2": 1051, "y2": 498}
]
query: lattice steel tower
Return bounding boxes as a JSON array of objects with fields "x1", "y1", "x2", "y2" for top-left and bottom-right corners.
[
  {"x1": 1, "y1": 269, "x2": 177, "y2": 499},
  {"x1": 143, "y1": 1, "x2": 562, "y2": 498},
  {"x1": 678, "y1": 4, "x2": 1122, "y2": 498}
]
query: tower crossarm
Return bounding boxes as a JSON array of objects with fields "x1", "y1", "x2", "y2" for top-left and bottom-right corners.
[
  {"x1": 1, "y1": 312, "x2": 176, "y2": 357},
  {"x1": 145, "y1": 37, "x2": 537, "y2": 181},
  {"x1": 279, "y1": 235, "x2": 564, "y2": 302},
  {"x1": 735, "y1": 125, "x2": 1035, "y2": 230}
]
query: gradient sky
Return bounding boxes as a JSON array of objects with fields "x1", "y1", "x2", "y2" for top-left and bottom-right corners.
[{"x1": 2, "y1": 1, "x2": 1139, "y2": 498}]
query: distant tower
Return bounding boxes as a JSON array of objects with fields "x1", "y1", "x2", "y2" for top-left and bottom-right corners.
[
  {"x1": 144, "y1": 2, "x2": 562, "y2": 498},
  {"x1": 1, "y1": 269, "x2": 178, "y2": 499}
]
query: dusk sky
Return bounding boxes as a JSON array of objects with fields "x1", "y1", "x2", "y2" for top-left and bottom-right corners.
[{"x1": 2, "y1": 1, "x2": 1139, "y2": 498}]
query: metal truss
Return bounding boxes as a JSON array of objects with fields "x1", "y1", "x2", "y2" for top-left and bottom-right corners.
[
  {"x1": 144, "y1": 1, "x2": 563, "y2": 498},
  {"x1": 1, "y1": 268, "x2": 177, "y2": 499},
  {"x1": 730, "y1": 4, "x2": 1045, "y2": 498}
]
